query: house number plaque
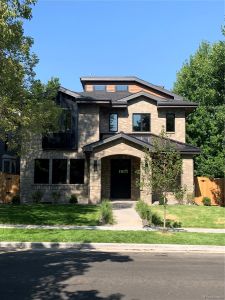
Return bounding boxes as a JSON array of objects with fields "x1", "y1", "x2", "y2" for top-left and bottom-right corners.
[{"x1": 119, "y1": 169, "x2": 128, "y2": 174}]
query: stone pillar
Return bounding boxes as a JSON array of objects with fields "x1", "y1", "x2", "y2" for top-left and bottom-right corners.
[
  {"x1": 181, "y1": 157, "x2": 194, "y2": 201},
  {"x1": 140, "y1": 156, "x2": 151, "y2": 204},
  {"x1": 89, "y1": 156, "x2": 101, "y2": 204}
]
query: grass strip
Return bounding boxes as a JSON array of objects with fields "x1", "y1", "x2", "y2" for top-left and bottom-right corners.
[{"x1": 0, "y1": 229, "x2": 224, "y2": 246}]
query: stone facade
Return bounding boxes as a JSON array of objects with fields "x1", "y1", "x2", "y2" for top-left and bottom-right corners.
[{"x1": 100, "y1": 97, "x2": 186, "y2": 143}]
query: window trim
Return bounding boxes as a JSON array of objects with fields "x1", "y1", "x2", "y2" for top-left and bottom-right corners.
[
  {"x1": 93, "y1": 85, "x2": 106, "y2": 92},
  {"x1": 115, "y1": 85, "x2": 128, "y2": 92},
  {"x1": 132, "y1": 113, "x2": 151, "y2": 132},
  {"x1": 109, "y1": 113, "x2": 118, "y2": 132},
  {"x1": 166, "y1": 113, "x2": 175, "y2": 132}
]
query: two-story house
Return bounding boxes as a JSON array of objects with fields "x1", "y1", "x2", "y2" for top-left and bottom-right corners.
[{"x1": 20, "y1": 76, "x2": 200, "y2": 204}]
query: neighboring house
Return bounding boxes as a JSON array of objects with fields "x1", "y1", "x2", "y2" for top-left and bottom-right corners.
[
  {"x1": 0, "y1": 140, "x2": 19, "y2": 175},
  {"x1": 20, "y1": 76, "x2": 200, "y2": 204}
]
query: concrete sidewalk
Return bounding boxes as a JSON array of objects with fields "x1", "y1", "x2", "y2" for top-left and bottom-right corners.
[
  {"x1": 0, "y1": 223, "x2": 224, "y2": 233},
  {"x1": 0, "y1": 241, "x2": 224, "y2": 253}
]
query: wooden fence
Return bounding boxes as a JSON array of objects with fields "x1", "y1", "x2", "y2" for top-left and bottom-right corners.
[
  {"x1": 0, "y1": 172, "x2": 20, "y2": 203},
  {"x1": 194, "y1": 176, "x2": 225, "y2": 206}
]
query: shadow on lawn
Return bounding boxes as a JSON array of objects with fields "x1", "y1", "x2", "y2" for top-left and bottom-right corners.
[{"x1": 0, "y1": 244, "x2": 131, "y2": 300}]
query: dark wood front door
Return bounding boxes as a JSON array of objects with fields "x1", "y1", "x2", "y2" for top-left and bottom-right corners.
[{"x1": 110, "y1": 159, "x2": 131, "y2": 199}]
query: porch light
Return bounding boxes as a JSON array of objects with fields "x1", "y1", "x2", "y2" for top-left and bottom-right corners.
[{"x1": 94, "y1": 160, "x2": 98, "y2": 172}]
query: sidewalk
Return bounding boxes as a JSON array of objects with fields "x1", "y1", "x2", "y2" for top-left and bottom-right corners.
[{"x1": 0, "y1": 223, "x2": 224, "y2": 233}]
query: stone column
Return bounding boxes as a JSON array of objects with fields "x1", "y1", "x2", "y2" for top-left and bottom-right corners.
[
  {"x1": 181, "y1": 157, "x2": 194, "y2": 201},
  {"x1": 89, "y1": 155, "x2": 101, "y2": 204}
]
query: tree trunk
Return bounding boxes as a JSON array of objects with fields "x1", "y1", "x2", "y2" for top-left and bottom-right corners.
[{"x1": 163, "y1": 197, "x2": 167, "y2": 230}]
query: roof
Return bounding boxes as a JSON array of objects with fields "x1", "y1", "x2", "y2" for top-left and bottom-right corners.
[
  {"x1": 59, "y1": 88, "x2": 198, "y2": 108},
  {"x1": 80, "y1": 76, "x2": 183, "y2": 100},
  {"x1": 83, "y1": 132, "x2": 200, "y2": 155}
]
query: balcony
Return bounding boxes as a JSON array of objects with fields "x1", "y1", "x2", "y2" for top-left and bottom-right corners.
[{"x1": 42, "y1": 132, "x2": 76, "y2": 150}]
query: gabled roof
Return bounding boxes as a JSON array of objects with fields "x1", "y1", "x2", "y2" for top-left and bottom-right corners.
[
  {"x1": 83, "y1": 132, "x2": 200, "y2": 155},
  {"x1": 80, "y1": 76, "x2": 183, "y2": 100}
]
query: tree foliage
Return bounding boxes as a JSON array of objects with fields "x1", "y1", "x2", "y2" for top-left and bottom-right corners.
[
  {"x1": 0, "y1": 0, "x2": 61, "y2": 152},
  {"x1": 173, "y1": 38, "x2": 225, "y2": 178},
  {"x1": 139, "y1": 131, "x2": 183, "y2": 229}
]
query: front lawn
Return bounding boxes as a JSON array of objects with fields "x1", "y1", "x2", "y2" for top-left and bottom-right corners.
[
  {"x1": 0, "y1": 229, "x2": 224, "y2": 246},
  {"x1": 0, "y1": 204, "x2": 99, "y2": 226},
  {"x1": 151, "y1": 205, "x2": 225, "y2": 229}
]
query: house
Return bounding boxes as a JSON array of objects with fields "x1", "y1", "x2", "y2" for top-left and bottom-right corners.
[
  {"x1": 0, "y1": 140, "x2": 19, "y2": 175},
  {"x1": 20, "y1": 76, "x2": 200, "y2": 204}
]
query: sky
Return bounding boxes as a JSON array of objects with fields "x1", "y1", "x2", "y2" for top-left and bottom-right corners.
[{"x1": 24, "y1": 0, "x2": 224, "y2": 92}]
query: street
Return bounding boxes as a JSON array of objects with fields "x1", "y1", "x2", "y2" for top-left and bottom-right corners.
[{"x1": 0, "y1": 250, "x2": 224, "y2": 300}]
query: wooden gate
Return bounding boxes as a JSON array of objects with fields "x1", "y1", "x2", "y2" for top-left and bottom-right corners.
[
  {"x1": 0, "y1": 172, "x2": 20, "y2": 203},
  {"x1": 194, "y1": 176, "x2": 225, "y2": 205}
]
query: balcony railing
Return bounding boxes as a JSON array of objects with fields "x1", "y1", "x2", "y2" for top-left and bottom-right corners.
[{"x1": 42, "y1": 132, "x2": 76, "y2": 150}]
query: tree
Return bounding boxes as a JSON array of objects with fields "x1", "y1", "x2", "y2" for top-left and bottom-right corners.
[
  {"x1": 139, "y1": 131, "x2": 183, "y2": 229},
  {"x1": 173, "y1": 38, "x2": 225, "y2": 178},
  {"x1": 0, "y1": 0, "x2": 61, "y2": 152}
]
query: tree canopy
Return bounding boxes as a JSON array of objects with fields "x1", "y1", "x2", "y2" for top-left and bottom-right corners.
[
  {"x1": 173, "y1": 37, "x2": 225, "y2": 178},
  {"x1": 0, "y1": 0, "x2": 61, "y2": 152}
]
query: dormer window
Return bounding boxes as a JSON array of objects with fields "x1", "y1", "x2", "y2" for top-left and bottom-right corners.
[
  {"x1": 93, "y1": 85, "x2": 106, "y2": 91},
  {"x1": 116, "y1": 85, "x2": 128, "y2": 92}
]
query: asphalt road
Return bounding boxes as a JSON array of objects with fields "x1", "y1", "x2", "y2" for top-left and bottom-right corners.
[{"x1": 0, "y1": 250, "x2": 224, "y2": 300}]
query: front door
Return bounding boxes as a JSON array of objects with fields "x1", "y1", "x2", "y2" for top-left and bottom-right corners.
[{"x1": 110, "y1": 159, "x2": 131, "y2": 199}]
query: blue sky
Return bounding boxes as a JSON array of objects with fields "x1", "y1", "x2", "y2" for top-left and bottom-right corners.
[{"x1": 24, "y1": 0, "x2": 224, "y2": 91}]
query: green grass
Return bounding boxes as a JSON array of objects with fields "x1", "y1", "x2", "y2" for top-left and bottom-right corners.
[
  {"x1": 0, "y1": 204, "x2": 99, "y2": 226},
  {"x1": 151, "y1": 205, "x2": 225, "y2": 229},
  {"x1": 0, "y1": 229, "x2": 224, "y2": 246}
]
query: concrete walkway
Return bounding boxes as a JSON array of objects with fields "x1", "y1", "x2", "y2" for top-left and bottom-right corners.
[{"x1": 110, "y1": 200, "x2": 143, "y2": 229}]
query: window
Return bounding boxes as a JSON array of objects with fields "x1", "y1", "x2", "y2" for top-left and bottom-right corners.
[
  {"x1": 133, "y1": 113, "x2": 150, "y2": 132},
  {"x1": 116, "y1": 85, "x2": 128, "y2": 92},
  {"x1": 166, "y1": 113, "x2": 175, "y2": 132},
  {"x1": 52, "y1": 159, "x2": 67, "y2": 184},
  {"x1": 70, "y1": 159, "x2": 85, "y2": 184},
  {"x1": 60, "y1": 109, "x2": 72, "y2": 132},
  {"x1": 34, "y1": 159, "x2": 49, "y2": 184},
  {"x1": 93, "y1": 85, "x2": 106, "y2": 91},
  {"x1": 109, "y1": 113, "x2": 118, "y2": 132}
]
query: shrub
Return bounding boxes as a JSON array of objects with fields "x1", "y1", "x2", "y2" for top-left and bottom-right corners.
[
  {"x1": 69, "y1": 194, "x2": 78, "y2": 204},
  {"x1": 174, "y1": 185, "x2": 187, "y2": 205},
  {"x1": 32, "y1": 190, "x2": 44, "y2": 203},
  {"x1": 135, "y1": 200, "x2": 152, "y2": 223},
  {"x1": 151, "y1": 212, "x2": 163, "y2": 226},
  {"x1": 99, "y1": 200, "x2": 114, "y2": 225},
  {"x1": 11, "y1": 194, "x2": 20, "y2": 205},
  {"x1": 51, "y1": 191, "x2": 61, "y2": 204},
  {"x1": 202, "y1": 197, "x2": 211, "y2": 206}
]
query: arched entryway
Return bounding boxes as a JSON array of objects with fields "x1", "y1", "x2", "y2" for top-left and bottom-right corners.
[{"x1": 101, "y1": 154, "x2": 140, "y2": 200}]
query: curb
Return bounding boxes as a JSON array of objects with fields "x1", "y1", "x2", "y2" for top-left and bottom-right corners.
[{"x1": 0, "y1": 242, "x2": 224, "y2": 253}]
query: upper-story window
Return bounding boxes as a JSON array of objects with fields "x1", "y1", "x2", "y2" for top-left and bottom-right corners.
[
  {"x1": 166, "y1": 113, "x2": 175, "y2": 132},
  {"x1": 93, "y1": 85, "x2": 106, "y2": 91},
  {"x1": 133, "y1": 113, "x2": 150, "y2": 132},
  {"x1": 61, "y1": 108, "x2": 72, "y2": 132},
  {"x1": 116, "y1": 85, "x2": 128, "y2": 92},
  {"x1": 109, "y1": 113, "x2": 118, "y2": 132}
]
